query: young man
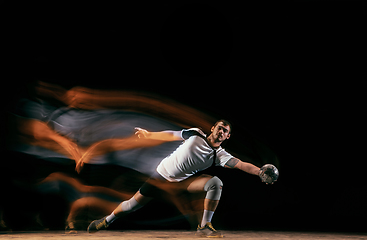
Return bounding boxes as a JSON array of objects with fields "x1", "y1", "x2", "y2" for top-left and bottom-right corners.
[{"x1": 87, "y1": 120, "x2": 272, "y2": 237}]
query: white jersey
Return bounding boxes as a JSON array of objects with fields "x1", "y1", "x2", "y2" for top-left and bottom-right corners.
[{"x1": 156, "y1": 128, "x2": 233, "y2": 182}]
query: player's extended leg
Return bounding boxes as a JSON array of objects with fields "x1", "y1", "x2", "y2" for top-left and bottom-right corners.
[
  {"x1": 185, "y1": 175, "x2": 223, "y2": 238},
  {"x1": 87, "y1": 191, "x2": 152, "y2": 233}
]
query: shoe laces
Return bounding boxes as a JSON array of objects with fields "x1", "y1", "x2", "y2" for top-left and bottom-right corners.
[
  {"x1": 95, "y1": 219, "x2": 108, "y2": 230},
  {"x1": 206, "y1": 222, "x2": 217, "y2": 232}
]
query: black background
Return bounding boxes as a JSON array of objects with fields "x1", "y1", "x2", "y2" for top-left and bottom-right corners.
[{"x1": 1, "y1": 0, "x2": 366, "y2": 232}]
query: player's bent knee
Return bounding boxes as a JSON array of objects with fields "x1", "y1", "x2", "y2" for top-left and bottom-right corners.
[
  {"x1": 203, "y1": 176, "x2": 223, "y2": 201},
  {"x1": 120, "y1": 196, "x2": 143, "y2": 214},
  {"x1": 204, "y1": 176, "x2": 223, "y2": 191}
]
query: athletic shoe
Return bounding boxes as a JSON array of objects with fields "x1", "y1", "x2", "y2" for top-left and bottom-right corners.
[
  {"x1": 87, "y1": 216, "x2": 109, "y2": 233},
  {"x1": 196, "y1": 222, "x2": 223, "y2": 238},
  {"x1": 65, "y1": 221, "x2": 77, "y2": 234}
]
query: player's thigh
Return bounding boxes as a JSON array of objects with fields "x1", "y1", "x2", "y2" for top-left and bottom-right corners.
[{"x1": 185, "y1": 174, "x2": 213, "y2": 193}]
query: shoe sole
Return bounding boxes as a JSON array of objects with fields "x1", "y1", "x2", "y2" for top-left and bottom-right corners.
[
  {"x1": 87, "y1": 228, "x2": 98, "y2": 234},
  {"x1": 65, "y1": 230, "x2": 78, "y2": 234},
  {"x1": 87, "y1": 225, "x2": 98, "y2": 234},
  {"x1": 196, "y1": 232, "x2": 223, "y2": 238}
]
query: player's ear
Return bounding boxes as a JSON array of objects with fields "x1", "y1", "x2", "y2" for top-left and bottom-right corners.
[
  {"x1": 226, "y1": 133, "x2": 231, "y2": 139},
  {"x1": 211, "y1": 126, "x2": 215, "y2": 133}
]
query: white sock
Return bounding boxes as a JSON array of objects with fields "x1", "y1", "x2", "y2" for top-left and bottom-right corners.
[
  {"x1": 201, "y1": 210, "x2": 214, "y2": 227},
  {"x1": 105, "y1": 212, "x2": 117, "y2": 224}
]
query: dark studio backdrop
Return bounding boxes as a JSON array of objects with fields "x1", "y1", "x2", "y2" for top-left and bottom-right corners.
[{"x1": 1, "y1": 1, "x2": 366, "y2": 232}]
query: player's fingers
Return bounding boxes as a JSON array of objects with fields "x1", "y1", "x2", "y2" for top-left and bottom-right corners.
[
  {"x1": 134, "y1": 128, "x2": 143, "y2": 137},
  {"x1": 134, "y1": 127, "x2": 148, "y2": 138},
  {"x1": 75, "y1": 161, "x2": 84, "y2": 174},
  {"x1": 75, "y1": 163, "x2": 80, "y2": 173},
  {"x1": 134, "y1": 127, "x2": 144, "y2": 133}
]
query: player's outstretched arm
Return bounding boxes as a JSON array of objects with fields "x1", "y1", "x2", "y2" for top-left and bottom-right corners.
[
  {"x1": 74, "y1": 128, "x2": 182, "y2": 173},
  {"x1": 134, "y1": 128, "x2": 183, "y2": 141},
  {"x1": 225, "y1": 158, "x2": 279, "y2": 184},
  {"x1": 225, "y1": 158, "x2": 260, "y2": 176}
]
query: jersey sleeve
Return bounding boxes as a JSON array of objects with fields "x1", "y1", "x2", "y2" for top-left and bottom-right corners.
[
  {"x1": 216, "y1": 148, "x2": 234, "y2": 167},
  {"x1": 162, "y1": 128, "x2": 205, "y2": 140},
  {"x1": 162, "y1": 130, "x2": 184, "y2": 139}
]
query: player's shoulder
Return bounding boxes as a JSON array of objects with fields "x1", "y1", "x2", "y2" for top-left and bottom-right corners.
[
  {"x1": 182, "y1": 128, "x2": 206, "y2": 140},
  {"x1": 216, "y1": 146, "x2": 229, "y2": 155},
  {"x1": 185, "y1": 128, "x2": 206, "y2": 136}
]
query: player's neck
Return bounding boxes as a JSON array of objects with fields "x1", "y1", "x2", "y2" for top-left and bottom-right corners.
[{"x1": 207, "y1": 134, "x2": 222, "y2": 148}]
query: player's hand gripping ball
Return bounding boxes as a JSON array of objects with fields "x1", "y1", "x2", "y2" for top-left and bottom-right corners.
[{"x1": 259, "y1": 164, "x2": 279, "y2": 184}]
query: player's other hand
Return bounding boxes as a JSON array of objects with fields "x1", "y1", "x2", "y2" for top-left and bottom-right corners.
[
  {"x1": 134, "y1": 127, "x2": 150, "y2": 139},
  {"x1": 75, "y1": 159, "x2": 84, "y2": 174}
]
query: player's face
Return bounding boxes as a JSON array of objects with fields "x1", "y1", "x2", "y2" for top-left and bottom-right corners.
[{"x1": 211, "y1": 122, "x2": 231, "y2": 142}]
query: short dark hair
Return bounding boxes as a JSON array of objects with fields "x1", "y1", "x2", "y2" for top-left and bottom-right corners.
[{"x1": 214, "y1": 119, "x2": 232, "y2": 133}]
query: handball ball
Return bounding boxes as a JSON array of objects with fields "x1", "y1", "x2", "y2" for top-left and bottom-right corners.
[{"x1": 259, "y1": 164, "x2": 279, "y2": 184}]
